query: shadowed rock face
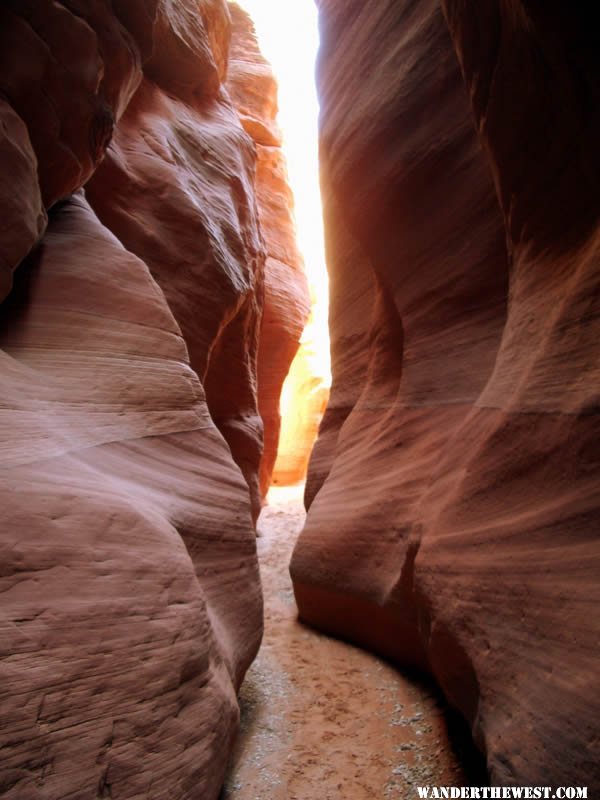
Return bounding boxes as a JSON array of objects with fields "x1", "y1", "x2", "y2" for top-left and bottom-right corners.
[
  {"x1": 0, "y1": 194, "x2": 261, "y2": 799},
  {"x1": 0, "y1": 0, "x2": 144, "y2": 302},
  {"x1": 85, "y1": 71, "x2": 266, "y2": 521},
  {"x1": 294, "y1": 0, "x2": 600, "y2": 788},
  {"x1": 0, "y1": 1, "x2": 304, "y2": 796}
]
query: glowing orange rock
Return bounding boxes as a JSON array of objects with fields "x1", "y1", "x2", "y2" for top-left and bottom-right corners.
[
  {"x1": 273, "y1": 314, "x2": 330, "y2": 486},
  {"x1": 227, "y1": 3, "x2": 312, "y2": 496}
]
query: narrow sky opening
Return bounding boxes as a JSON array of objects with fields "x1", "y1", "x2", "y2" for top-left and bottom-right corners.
[{"x1": 236, "y1": 0, "x2": 331, "y2": 389}]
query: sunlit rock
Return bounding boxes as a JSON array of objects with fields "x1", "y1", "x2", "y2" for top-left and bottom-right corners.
[
  {"x1": 273, "y1": 312, "x2": 330, "y2": 487},
  {"x1": 227, "y1": 3, "x2": 311, "y2": 497}
]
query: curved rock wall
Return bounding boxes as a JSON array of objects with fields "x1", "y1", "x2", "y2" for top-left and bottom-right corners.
[
  {"x1": 0, "y1": 1, "x2": 303, "y2": 796},
  {"x1": 227, "y1": 3, "x2": 311, "y2": 498},
  {"x1": 294, "y1": 0, "x2": 600, "y2": 788},
  {"x1": 0, "y1": 194, "x2": 261, "y2": 799},
  {"x1": 85, "y1": 69, "x2": 266, "y2": 519}
]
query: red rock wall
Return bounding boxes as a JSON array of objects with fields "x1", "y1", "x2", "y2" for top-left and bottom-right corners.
[
  {"x1": 0, "y1": 1, "x2": 302, "y2": 796},
  {"x1": 85, "y1": 1, "x2": 269, "y2": 520},
  {"x1": 294, "y1": 0, "x2": 600, "y2": 788},
  {"x1": 227, "y1": 3, "x2": 311, "y2": 498},
  {"x1": 0, "y1": 194, "x2": 261, "y2": 799}
]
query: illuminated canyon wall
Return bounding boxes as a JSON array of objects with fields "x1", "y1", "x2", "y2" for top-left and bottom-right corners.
[
  {"x1": 227, "y1": 3, "x2": 311, "y2": 497},
  {"x1": 0, "y1": 1, "x2": 305, "y2": 797},
  {"x1": 272, "y1": 311, "x2": 330, "y2": 487},
  {"x1": 293, "y1": 0, "x2": 600, "y2": 789}
]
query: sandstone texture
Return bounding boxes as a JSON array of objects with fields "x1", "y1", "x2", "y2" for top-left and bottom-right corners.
[
  {"x1": 85, "y1": 49, "x2": 266, "y2": 519},
  {"x1": 273, "y1": 314, "x2": 330, "y2": 488},
  {"x1": 227, "y1": 3, "x2": 311, "y2": 498},
  {"x1": 0, "y1": 194, "x2": 261, "y2": 799},
  {"x1": 293, "y1": 0, "x2": 600, "y2": 788},
  {"x1": 223, "y1": 486, "x2": 473, "y2": 799},
  {"x1": 0, "y1": 1, "x2": 304, "y2": 796}
]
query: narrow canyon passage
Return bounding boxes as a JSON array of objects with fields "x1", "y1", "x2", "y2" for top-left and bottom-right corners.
[
  {"x1": 221, "y1": 486, "x2": 473, "y2": 799},
  {"x1": 1, "y1": 1, "x2": 597, "y2": 796}
]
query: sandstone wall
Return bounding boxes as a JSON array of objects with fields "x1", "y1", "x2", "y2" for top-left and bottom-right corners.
[
  {"x1": 294, "y1": 0, "x2": 600, "y2": 787},
  {"x1": 0, "y1": 1, "x2": 301, "y2": 796},
  {"x1": 227, "y1": 3, "x2": 311, "y2": 498}
]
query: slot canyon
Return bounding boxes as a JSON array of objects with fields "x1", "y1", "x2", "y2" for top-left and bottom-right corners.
[{"x1": 0, "y1": 1, "x2": 598, "y2": 799}]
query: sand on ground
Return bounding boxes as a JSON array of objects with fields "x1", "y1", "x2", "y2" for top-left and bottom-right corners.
[{"x1": 221, "y1": 485, "x2": 471, "y2": 800}]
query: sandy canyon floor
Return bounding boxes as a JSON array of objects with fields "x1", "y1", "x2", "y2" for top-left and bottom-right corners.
[{"x1": 221, "y1": 485, "x2": 478, "y2": 800}]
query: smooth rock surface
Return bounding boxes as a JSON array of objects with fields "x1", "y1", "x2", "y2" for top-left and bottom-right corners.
[
  {"x1": 0, "y1": 195, "x2": 262, "y2": 799},
  {"x1": 0, "y1": 1, "x2": 142, "y2": 208},
  {"x1": 0, "y1": 100, "x2": 46, "y2": 302},
  {"x1": 294, "y1": 0, "x2": 600, "y2": 788},
  {"x1": 0, "y1": 0, "x2": 310, "y2": 795},
  {"x1": 86, "y1": 72, "x2": 266, "y2": 520}
]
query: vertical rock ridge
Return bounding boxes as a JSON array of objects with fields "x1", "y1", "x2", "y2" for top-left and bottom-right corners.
[{"x1": 226, "y1": 3, "x2": 311, "y2": 499}]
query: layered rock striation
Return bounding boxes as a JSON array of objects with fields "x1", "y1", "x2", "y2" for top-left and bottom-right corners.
[
  {"x1": 0, "y1": 1, "x2": 304, "y2": 797},
  {"x1": 294, "y1": 0, "x2": 600, "y2": 788},
  {"x1": 227, "y1": 3, "x2": 311, "y2": 498},
  {"x1": 0, "y1": 193, "x2": 261, "y2": 799}
]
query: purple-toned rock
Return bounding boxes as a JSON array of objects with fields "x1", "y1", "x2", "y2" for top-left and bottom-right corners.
[{"x1": 294, "y1": 0, "x2": 600, "y2": 788}]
